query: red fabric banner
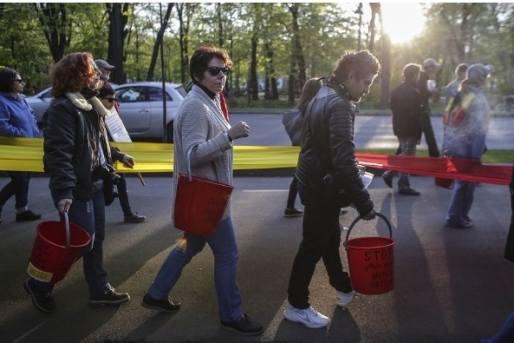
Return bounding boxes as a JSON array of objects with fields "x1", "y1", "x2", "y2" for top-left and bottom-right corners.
[{"x1": 355, "y1": 153, "x2": 512, "y2": 186}]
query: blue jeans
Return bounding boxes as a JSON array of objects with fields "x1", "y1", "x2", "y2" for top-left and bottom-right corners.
[
  {"x1": 148, "y1": 216, "x2": 243, "y2": 322},
  {"x1": 446, "y1": 180, "x2": 475, "y2": 226},
  {"x1": 0, "y1": 171, "x2": 31, "y2": 210},
  {"x1": 34, "y1": 183, "x2": 111, "y2": 296},
  {"x1": 481, "y1": 312, "x2": 514, "y2": 343}
]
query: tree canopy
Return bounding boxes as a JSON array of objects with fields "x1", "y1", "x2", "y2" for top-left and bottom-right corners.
[{"x1": 2, "y1": 2, "x2": 513, "y2": 107}]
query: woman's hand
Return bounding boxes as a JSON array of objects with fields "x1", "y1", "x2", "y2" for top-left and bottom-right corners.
[
  {"x1": 227, "y1": 121, "x2": 250, "y2": 140},
  {"x1": 58, "y1": 198, "x2": 73, "y2": 213}
]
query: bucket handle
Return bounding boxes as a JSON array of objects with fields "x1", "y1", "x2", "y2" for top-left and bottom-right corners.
[
  {"x1": 344, "y1": 212, "x2": 393, "y2": 251},
  {"x1": 63, "y1": 211, "x2": 71, "y2": 249},
  {"x1": 185, "y1": 147, "x2": 196, "y2": 182}
]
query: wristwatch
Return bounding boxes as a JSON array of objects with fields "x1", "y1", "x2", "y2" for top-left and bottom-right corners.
[{"x1": 224, "y1": 131, "x2": 233, "y2": 142}]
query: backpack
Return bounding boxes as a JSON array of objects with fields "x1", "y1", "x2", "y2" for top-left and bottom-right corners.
[{"x1": 282, "y1": 109, "x2": 303, "y2": 146}]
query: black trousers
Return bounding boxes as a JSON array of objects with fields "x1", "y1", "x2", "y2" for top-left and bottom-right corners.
[
  {"x1": 287, "y1": 185, "x2": 352, "y2": 309},
  {"x1": 420, "y1": 112, "x2": 440, "y2": 157},
  {"x1": 286, "y1": 176, "x2": 298, "y2": 209},
  {"x1": 116, "y1": 173, "x2": 132, "y2": 216}
]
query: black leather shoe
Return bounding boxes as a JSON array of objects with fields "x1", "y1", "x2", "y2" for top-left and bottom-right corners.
[
  {"x1": 124, "y1": 213, "x2": 146, "y2": 223},
  {"x1": 16, "y1": 210, "x2": 42, "y2": 222},
  {"x1": 382, "y1": 173, "x2": 393, "y2": 188},
  {"x1": 24, "y1": 279, "x2": 56, "y2": 313},
  {"x1": 398, "y1": 187, "x2": 420, "y2": 196},
  {"x1": 141, "y1": 293, "x2": 180, "y2": 312},
  {"x1": 221, "y1": 313, "x2": 263, "y2": 335}
]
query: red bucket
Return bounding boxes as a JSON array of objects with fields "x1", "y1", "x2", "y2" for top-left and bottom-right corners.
[
  {"x1": 174, "y1": 147, "x2": 234, "y2": 236},
  {"x1": 27, "y1": 212, "x2": 91, "y2": 284},
  {"x1": 174, "y1": 173, "x2": 233, "y2": 235},
  {"x1": 344, "y1": 213, "x2": 395, "y2": 295}
]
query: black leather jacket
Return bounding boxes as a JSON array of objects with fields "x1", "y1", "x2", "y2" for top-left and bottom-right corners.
[
  {"x1": 43, "y1": 96, "x2": 124, "y2": 202},
  {"x1": 295, "y1": 78, "x2": 374, "y2": 216}
]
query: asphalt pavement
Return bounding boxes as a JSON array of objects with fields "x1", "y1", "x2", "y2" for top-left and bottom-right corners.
[{"x1": 1, "y1": 172, "x2": 513, "y2": 343}]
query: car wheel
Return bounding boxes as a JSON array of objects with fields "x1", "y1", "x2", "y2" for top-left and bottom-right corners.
[{"x1": 166, "y1": 122, "x2": 174, "y2": 143}]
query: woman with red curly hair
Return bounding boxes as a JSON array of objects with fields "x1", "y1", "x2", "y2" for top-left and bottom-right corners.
[{"x1": 24, "y1": 52, "x2": 131, "y2": 313}]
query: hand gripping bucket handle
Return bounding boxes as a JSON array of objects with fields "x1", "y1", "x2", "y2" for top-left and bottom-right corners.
[{"x1": 344, "y1": 212, "x2": 395, "y2": 295}]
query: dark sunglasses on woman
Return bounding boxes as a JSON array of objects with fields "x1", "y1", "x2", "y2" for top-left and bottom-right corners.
[
  {"x1": 207, "y1": 66, "x2": 230, "y2": 76},
  {"x1": 101, "y1": 97, "x2": 118, "y2": 103}
]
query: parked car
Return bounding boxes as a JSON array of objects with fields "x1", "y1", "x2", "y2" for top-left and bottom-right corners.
[
  {"x1": 114, "y1": 82, "x2": 186, "y2": 142},
  {"x1": 25, "y1": 82, "x2": 185, "y2": 142},
  {"x1": 24, "y1": 87, "x2": 52, "y2": 125}
]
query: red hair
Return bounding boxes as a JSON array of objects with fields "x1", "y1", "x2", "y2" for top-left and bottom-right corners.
[{"x1": 50, "y1": 52, "x2": 97, "y2": 98}]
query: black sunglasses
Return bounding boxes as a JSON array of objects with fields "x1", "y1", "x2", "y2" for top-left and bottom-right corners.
[
  {"x1": 13, "y1": 79, "x2": 24, "y2": 83},
  {"x1": 207, "y1": 66, "x2": 230, "y2": 76},
  {"x1": 101, "y1": 97, "x2": 118, "y2": 103}
]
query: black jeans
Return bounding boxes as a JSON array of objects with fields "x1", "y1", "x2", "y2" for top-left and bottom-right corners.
[
  {"x1": 116, "y1": 173, "x2": 132, "y2": 216},
  {"x1": 0, "y1": 171, "x2": 31, "y2": 210},
  {"x1": 286, "y1": 176, "x2": 298, "y2": 209},
  {"x1": 287, "y1": 185, "x2": 352, "y2": 309},
  {"x1": 420, "y1": 112, "x2": 440, "y2": 157}
]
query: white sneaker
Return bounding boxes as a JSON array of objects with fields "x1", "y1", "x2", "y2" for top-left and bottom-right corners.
[
  {"x1": 336, "y1": 290, "x2": 360, "y2": 307},
  {"x1": 284, "y1": 302, "x2": 330, "y2": 329}
]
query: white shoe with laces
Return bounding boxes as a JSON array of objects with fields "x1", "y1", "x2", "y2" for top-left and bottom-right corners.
[
  {"x1": 336, "y1": 290, "x2": 360, "y2": 308},
  {"x1": 284, "y1": 302, "x2": 330, "y2": 329}
]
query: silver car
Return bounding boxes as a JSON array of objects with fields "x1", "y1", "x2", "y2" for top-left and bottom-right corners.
[
  {"x1": 24, "y1": 87, "x2": 53, "y2": 125},
  {"x1": 25, "y1": 82, "x2": 186, "y2": 142},
  {"x1": 114, "y1": 82, "x2": 186, "y2": 142}
]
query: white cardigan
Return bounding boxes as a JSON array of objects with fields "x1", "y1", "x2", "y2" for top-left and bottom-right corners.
[{"x1": 172, "y1": 85, "x2": 233, "y2": 224}]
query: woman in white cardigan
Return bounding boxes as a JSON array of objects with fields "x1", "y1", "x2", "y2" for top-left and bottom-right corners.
[{"x1": 142, "y1": 45, "x2": 263, "y2": 335}]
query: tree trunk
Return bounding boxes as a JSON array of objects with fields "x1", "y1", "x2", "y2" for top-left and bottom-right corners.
[
  {"x1": 33, "y1": 3, "x2": 69, "y2": 63},
  {"x1": 288, "y1": 42, "x2": 296, "y2": 106},
  {"x1": 217, "y1": 3, "x2": 223, "y2": 48},
  {"x1": 107, "y1": 3, "x2": 131, "y2": 84},
  {"x1": 379, "y1": 34, "x2": 391, "y2": 109},
  {"x1": 368, "y1": 3, "x2": 381, "y2": 53},
  {"x1": 250, "y1": 32, "x2": 259, "y2": 101},
  {"x1": 177, "y1": 3, "x2": 193, "y2": 84},
  {"x1": 289, "y1": 4, "x2": 306, "y2": 91},
  {"x1": 146, "y1": 3, "x2": 174, "y2": 81}
]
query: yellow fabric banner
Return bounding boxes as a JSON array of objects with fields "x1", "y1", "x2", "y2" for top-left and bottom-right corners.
[{"x1": 0, "y1": 137, "x2": 300, "y2": 173}]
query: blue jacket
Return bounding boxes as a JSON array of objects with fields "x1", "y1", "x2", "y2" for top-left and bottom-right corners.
[{"x1": 0, "y1": 92, "x2": 39, "y2": 138}]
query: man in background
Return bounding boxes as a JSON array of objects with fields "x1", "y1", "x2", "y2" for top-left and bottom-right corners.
[
  {"x1": 445, "y1": 63, "x2": 469, "y2": 105},
  {"x1": 382, "y1": 63, "x2": 423, "y2": 195},
  {"x1": 417, "y1": 57, "x2": 441, "y2": 157}
]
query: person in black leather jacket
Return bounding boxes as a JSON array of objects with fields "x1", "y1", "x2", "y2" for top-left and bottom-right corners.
[
  {"x1": 23, "y1": 52, "x2": 131, "y2": 313},
  {"x1": 284, "y1": 50, "x2": 379, "y2": 329}
]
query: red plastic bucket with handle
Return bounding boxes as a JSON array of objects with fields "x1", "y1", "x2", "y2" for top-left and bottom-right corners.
[
  {"x1": 27, "y1": 212, "x2": 91, "y2": 284},
  {"x1": 344, "y1": 213, "x2": 395, "y2": 295}
]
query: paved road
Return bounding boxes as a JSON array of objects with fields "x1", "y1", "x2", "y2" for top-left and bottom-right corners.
[
  {"x1": 1, "y1": 174, "x2": 513, "y2": 343},
  {"x1": 231, "y1": 113, "x2": 513, "y2": 150}
]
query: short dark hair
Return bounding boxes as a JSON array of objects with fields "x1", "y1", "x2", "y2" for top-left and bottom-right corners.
[
  {"x1": 332, "y1": 50, "x2": 380, "y2": 83},
  {"x1": 189, "y1": 44, "x2": 233, "y2": 82},
  {"x1": 402, "y1": 63, "x2": 421, "y2": 81},
  {"x1": 98, "y1": 83, "x2": 115, "y2": 98},
  {"x1": 0, "y1": 68, "x2": 19, "y2": 93}
]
